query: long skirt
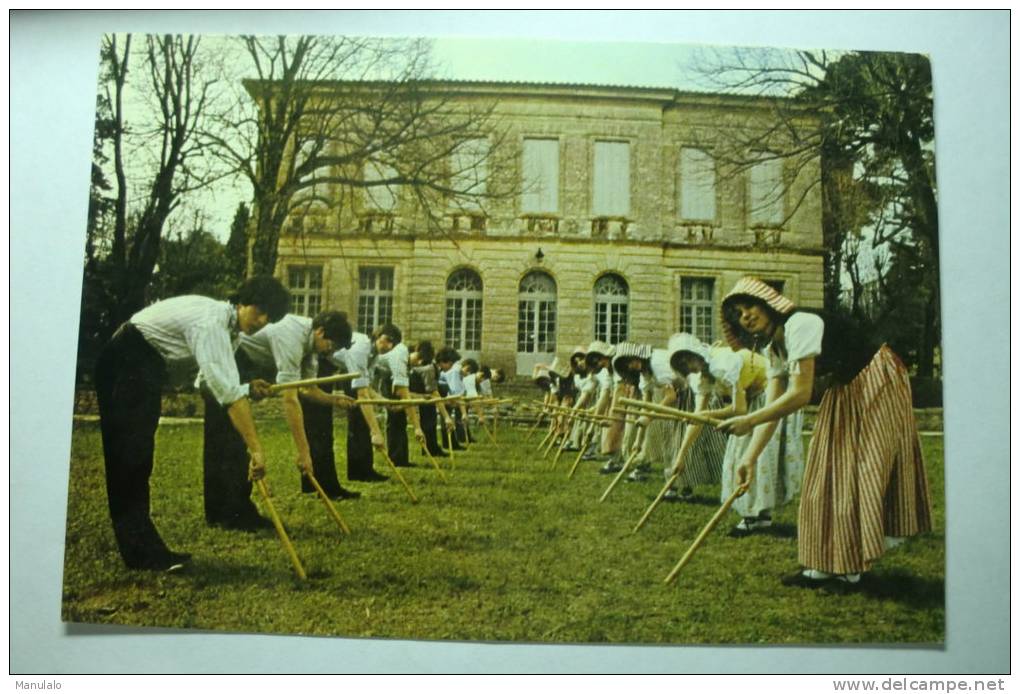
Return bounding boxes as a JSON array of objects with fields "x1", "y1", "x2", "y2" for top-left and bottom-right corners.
[
  {"x1": 798, "y1": 345, "x2": 933, "y2": 574},
  {"x1": 636, "y1": 384, "x2": 682, "y2": 469},
  {"x1": 674, "y1": 387, "x2": 727, "y2": 488},
  {"x1": 720, "y1": 391, "x2": 804, "y2": 518}
]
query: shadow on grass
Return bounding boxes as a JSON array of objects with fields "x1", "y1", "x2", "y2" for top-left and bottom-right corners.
[{"x1": 855, "y1": 570, "x2": 945, "y2": 609}]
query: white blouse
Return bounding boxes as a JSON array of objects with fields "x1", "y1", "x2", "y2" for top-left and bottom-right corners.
[{"x1": 766, "y1": 312, "x2": 824, "y2": 379}]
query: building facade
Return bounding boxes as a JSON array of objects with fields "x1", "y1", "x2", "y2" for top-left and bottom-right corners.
[{"x1": 273, "y1": 82, "x2": 825, "y2": 378}]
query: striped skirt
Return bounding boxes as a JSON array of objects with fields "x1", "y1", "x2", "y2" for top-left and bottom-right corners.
[
  {"x1": 637, "y1": 384, "x2": 683, "y2": 469},
  {"x1": 798, "y1": 345, "x2": 934, "y2": 574},
  {"x1": 674, "y1": 386, "x2": 727, "y2": 488},
  {"x1": 720, "y1": 391, "x2": 804, "y2": 518}
]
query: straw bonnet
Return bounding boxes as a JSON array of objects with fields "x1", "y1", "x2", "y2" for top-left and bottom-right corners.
[{"x1": 720, "y1": 276, "x2": 796, "y2": 350}]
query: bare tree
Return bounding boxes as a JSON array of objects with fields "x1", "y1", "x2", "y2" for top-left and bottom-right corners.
[
  {"x1": 97, "y1": 33, "x2": 221, "y2": 326},
  {"x1": 692, "y1": 47, "x2": 940, "y2": 376},
  {"x1": 203, "y1": 35, "x2": 514, "y2": 277}
]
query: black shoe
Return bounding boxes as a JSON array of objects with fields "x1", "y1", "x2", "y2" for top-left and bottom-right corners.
[
  {"x1": 215, "y1": 515, "x2": 274, "y2": 533},
  {"x1": 426, "y1": 449, "x2": 449, "y2": 458},
  {"x1": 350, "y1": 472, "x2": 390, "y2": 482},
  {"x1": 127, "y1": 551, "x2": 192, "y2": 572},
  {"x1": 393, "y1": 461, "x2": 416, "y2": 468},
  {"x1": 333, "y1": 486, "x2": 361, "y2": 499}
]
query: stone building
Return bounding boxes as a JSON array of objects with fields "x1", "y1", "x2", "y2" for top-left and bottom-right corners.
[{"x1": 272, "y1": 82, "x2": 824, "y2": 378}]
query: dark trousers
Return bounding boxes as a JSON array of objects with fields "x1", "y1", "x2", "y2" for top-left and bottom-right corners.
[
  {"x1": 202, "y1": 351, "x2": 259, "y2": 525},
  {"x1": 300, "y1": 358, "x2": 344, "y2": 494},
  {"x1": 418, "y1": 403, "x2": 443, "y2": 454},
  {"x1": 345, "y1": 384, "x2": 377, "y2": 480},
  {"x1": 387, "y1": 408, "x2": 409, "y2": 466},
  {"x1": 95, "y1": 324, "x2": 175, "y2": 568}
]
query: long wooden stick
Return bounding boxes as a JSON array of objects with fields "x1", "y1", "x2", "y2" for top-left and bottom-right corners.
[
  {"x1": 254, "y1": 478, "x2": 307, "y2": 580},
  {"x1": 421, "y1": 446, "x2": 448, "y2": 482},
  {"x1": 598, "y1": 427, "x2": 647, "y2": 502},
  {"x1": 634, "y1": 445, "x2": 691, "y2": 533},
  {"x1": 664, "y1": 485, "x2": 749, "y2": 584},
  {"x1": 535, "y1": 424, "x2": 555, "y2": 451},
  {"x1": 304, "y1": 472, "x2": 351, "y2": 536},
  {"x1": 381, "y1": 452, "x2": 419, "y2": 503},
  {"x1": 525, "y1": 410, "x2": 548, "y2": 441},
  {"x1": 267, "y1": 372, "x2": 360, "y2": 393},
  {"x1": 617, "y1": 397, "x2": 723, "y2": 427},
  {"x1": 566, "y1": 420, "x2": 597, "y2": 479},
  {"x1": 479, "y1": 420, "x2": 498, "y2": 445}
]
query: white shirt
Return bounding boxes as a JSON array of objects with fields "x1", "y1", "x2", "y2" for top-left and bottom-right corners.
[
  {"x1": 766, "y1": 312, "x2": 825, "y2": 379},
  {"x1": 443, "y1": 361, "x2": 466, "y2": 396},
  {"x1": 373, "y1": 343, "x2": 411, "y2": 397},
  {"x1": 463, "y1": 372, "x2": 479, "y2": 397},
  {"x1": 331, "y1": 332, "x2": 373, "y2": 390},
  {"x1": 131, "y1": 295, "x2": 248, "y2": 406},
  {"x1": 479, "y1": 379, "x2": 493, "y2": 397},
  {"x1": 596, "y1": 368, "x2": 613, "y2": 394},
  {"x1": 239, "y1": 314, "x2": 317, "y2": 384}
]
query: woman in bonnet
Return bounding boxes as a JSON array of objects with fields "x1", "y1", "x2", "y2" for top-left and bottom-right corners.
[{"x1": 718, "y1": 277, "x2": 932, "y2": 589}]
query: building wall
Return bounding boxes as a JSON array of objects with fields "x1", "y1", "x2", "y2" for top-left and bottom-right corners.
[{"x1": 275, "y1": 83, "x2": 825, "y2": 377}]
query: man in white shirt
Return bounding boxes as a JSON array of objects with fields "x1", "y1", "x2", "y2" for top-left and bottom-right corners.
[
  {"x1": 371, "y1": 324, "x2": 427, "y2": 467},
  {"x1": 202, "y1": 311, "x2": 358, "y2": 531},
  {"x1": 94, "y1": 276, "x2": 290, "y2": 572},
  {"x1": 435, "y1": 346, "x2": 467, "y2": 450},
  {"x1": 332, "y1": 332, "x2": 389, "y2": 482}
]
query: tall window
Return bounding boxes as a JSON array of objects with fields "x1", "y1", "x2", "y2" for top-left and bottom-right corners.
[
  {"x1": 288, "y1": 266, "x2": 323, "y2": 317},
  {"x1": 521, "y1": 138, "x2": 559, "y2": 214},
  {"x1": 294, "y1": 140, "x2": 332, "y2": 211},
  {"x1": 749, "y1": 156, "x2": 784, "y2": 227},
  {"x1": 445, "y1": 268, "x2": 483, "y2": 354},
  {"x1": 364, "y1": 160, "x2": 399, "y2": 212},
  {"x1": 593, "y1": 273, "x2": 629, "y2": 344},
  {"x1": 517, "y1": 271, "x2": 557, "y2": 354},
  {"x1": 357, "y1": 267, "x2": 394, "y2": 333},
  {"x1": 451, "y1": 138, "x2": 489, "y2": 210},
  {"x1": 680, "y1": 277, "x2": 715, "y2": 344},
  {"x1": 593, "y1": 140, "x2": 630, "y2": 217},
  {"x1": 679, "y1": 148, "x2": 716, "y2": 222}
]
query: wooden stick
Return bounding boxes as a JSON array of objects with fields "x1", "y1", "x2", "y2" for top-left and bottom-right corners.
[
  {"x1": 381, "y1": 452, "x2": 419, "y2": 504},
  {"x1": 350, "y1": 397, "x2": 435, "y2": 407},
  {"x1": 566, "y1": 420, "x2": 597, "y2": 479},
  {"x1": 267, "y1": 372, "x2": 360, "y2": 393},
  {"x1": 634, "y1": 444, "x2": 691, "y2": 533},
  {"x1": 254, "y1": 478, "x2": 307, "y2": 580},
  {"x1": 421, "y1": 446, "x2": 448, "y2": 482},
  {"x1": 617, "y1": 397, "x2": 723, "y2": 427},
  {"x1": 634, "y1": 473, "x2": 681, "y2": 533},
  {"x1": 304, "y1": 472, "x2": 351, "y2": 536},
  {"x1": 525, "y1": 411, "x2": 547, "y2": 441},
  {"x1": 535, "y1": 424, "x2": 555, "y2": 451},
  {"x1": 664, "y1": 485, "x2": 748, "y2": 584},
  {"x1": 598, "y1": 427, "x2": 647, "y2": 502},
  {"x1": 479, "y1": 420, "x2": 498, "y2": 445}
]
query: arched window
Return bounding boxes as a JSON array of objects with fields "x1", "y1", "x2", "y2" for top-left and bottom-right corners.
[
  {"x1": 593, "y1": 273, "x2": 629, "y2": 344},
  {"x1": 516, "y1": 271, "x2": 557, "y2": 374},
  {"x1": 445, "y1": 268, "x2": 483, "y2": 357}
]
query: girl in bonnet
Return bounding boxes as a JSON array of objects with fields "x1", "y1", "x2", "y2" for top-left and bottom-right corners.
[
  {"x1": 667, "y1": 332, "x2": 803, "y2": 534},
  {"x1": 718, "y1": 277, "x2": 932, "y2": 589}
]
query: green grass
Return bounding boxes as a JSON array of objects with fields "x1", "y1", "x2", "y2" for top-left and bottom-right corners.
[{"x1": 62, "y1": 416, "x2": 945, "y2": 644}]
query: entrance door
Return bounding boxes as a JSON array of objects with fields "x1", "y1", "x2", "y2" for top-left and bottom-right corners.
[{"x1": 516, "y1": 270, "x2": 557, "y2": 376}]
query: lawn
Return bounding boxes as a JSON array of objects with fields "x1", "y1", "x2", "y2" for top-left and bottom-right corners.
[{"x1": 61, "y1": 413, "x2": 945, "y2": 644}]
